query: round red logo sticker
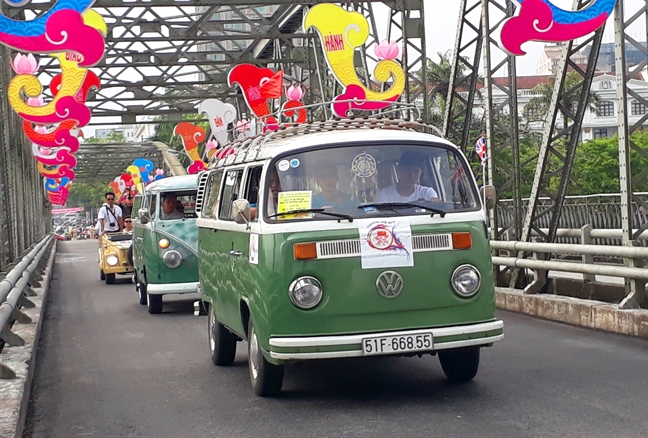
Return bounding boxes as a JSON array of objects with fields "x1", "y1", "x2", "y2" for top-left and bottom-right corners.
[{"x1": 367, "y1": 225, "x2": 394, "y2": 251}]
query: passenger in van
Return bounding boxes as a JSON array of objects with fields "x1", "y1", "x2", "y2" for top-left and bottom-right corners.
[
  {"x1": 266, "y1": 170, "x2": 281, "y2": 216},
  {"x1": 312, "y1": 165, "x2": 356, "y2": 211},
  {"x1": 160, "y1": 193, "x2": 184, "y2": 220},
  {"x1": 251, "y1": 170, "x2": 281, "y2": 220},
  {"x1": 375, "y1": 151, "x2": 439, "y2": 203}
]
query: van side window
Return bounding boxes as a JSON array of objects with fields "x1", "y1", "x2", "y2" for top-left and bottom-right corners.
[
  {"x1": 219, "y1": 169, "x2": 244, "y2": 220},
  {"x1": 132, "y1": 196, "x2": 142, "y2": 217},
  {"x1": 202, "y1": 169, "x2": 224, "y2": 219},
  {"x1": 244, "y1": 166, "x2": 263, "y2": 220},
  {"x1": 147, "y1": 195, "x2": 157, "y2": 219}
]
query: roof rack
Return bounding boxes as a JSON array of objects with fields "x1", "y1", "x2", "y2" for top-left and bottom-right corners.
[{"x1": 208, "y1": 100, "x2": 445, "y2": 168}]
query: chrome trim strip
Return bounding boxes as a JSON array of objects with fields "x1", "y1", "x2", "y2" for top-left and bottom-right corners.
[
  {"x1": 146, "y1": 281, "x2": 199, "y2": 295},
  {"x1": 268, "y1": 334, "x2": 504, "y2": 360},
  {"x1": 269, "y1": 320, "x2": 503, "y2": 348}
]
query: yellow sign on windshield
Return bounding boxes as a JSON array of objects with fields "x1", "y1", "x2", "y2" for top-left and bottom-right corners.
[{"x1": 277, "y1": 191, "x2": 312, "y2": 220}]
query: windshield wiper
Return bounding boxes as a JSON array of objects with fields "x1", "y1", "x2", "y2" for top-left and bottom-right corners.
[
  {"x1": 268, "y1": 208, "x2": 353, "y2": 222},
  {"x1": 359, "y1": 202, "x2": 447, "y2": 218}
]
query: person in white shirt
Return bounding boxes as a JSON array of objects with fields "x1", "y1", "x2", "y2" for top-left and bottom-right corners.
[
  {"x1": 98, "y1": 192, "x2": 123, "y2": 235},
  {"x1": 375, "y1": 151, "x2": 439, "y2": 203}
]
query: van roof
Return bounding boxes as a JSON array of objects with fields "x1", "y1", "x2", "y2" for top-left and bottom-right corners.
[
  {"x1": 211, "y1": 119, "x2": 458, "y2": 168},
  {"x1": 144, "y1": 174, "x2": 198, "y2": 193}
]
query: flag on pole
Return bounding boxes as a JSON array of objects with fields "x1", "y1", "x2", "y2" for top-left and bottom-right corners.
[{"x1": 475, "y1": 136, "x2": 487, "y2": 164}]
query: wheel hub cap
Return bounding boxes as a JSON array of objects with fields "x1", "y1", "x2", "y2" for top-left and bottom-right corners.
[
  {"x1": 209, "y1": 310, "x2": 216, "y2": 352},
  {"x1": 249, "y1": 330, "x2": 260, "y2": 380}
]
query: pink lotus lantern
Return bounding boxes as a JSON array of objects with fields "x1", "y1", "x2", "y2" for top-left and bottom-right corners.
[
  {"x1": 286, "y1": 84, "x2": 304, "y2": 101},
  {"x1": 206, "y1": 139, "x2": 218, "y2": 150},
  {"x1": 236, "y1": 119, "x2": 249, "y2": 133},
  {"x1": 27, "y1": 96, "x2": 45, "y2": 107},
  {"x1": 12, "y1": 53, "x2": 39, "y2": 75},
  {"x1": 374, "y1": 40, "x2": 399, "y2": 61}
]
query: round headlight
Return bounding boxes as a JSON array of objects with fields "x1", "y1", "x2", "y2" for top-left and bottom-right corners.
[
  {"x1": 106, "y1": 255, "x2": 119, "y2": 266},
  {"x1": 162, "y1": 249, "x2": 182, "y2": 269},
  {"x1": 158, "y1": 238, "x2": 170, "y2": 249},
  {"x1": 451, "y1": 264, "x2": 481, "y2": 298},
  {"x1": 288, "y1": 276, "x2": 323, "y2": 309}
]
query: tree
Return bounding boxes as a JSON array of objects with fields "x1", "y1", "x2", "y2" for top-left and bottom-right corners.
[
  {"x1": 84, "y1": 131, "x2": 126, "y2": 144},
  {"x1": 67, "y1": 181, "x2": 111, "y2": 215},
  {"x1": 570, "y1": 131, "x2": 648, "y2": 195},
  {"x1": 524, "y1": 71, "x2": 600, "y2": 131}
]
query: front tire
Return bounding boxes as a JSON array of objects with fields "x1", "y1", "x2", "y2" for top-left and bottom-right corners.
[
  {"x1": 147, "y1": 293, "x2": 163, "y2": 314},
  {"x1": 105, "y1": 273, "x2": 116, "y2": 284},
  {"x1": 208, "y1": 305, "x2": 237, "y2": 366},
  {"x1": 248, "y1": 320, "x2": 283, "y2": 397},
  {"x1": 438, "y1": 347, "x2": 480, "y2": 382},
  {"x1": 100, "y1": 270, "x2": 105, "y2": 281},
  {"x1": 137, "y1": 277, "x2": 147, "y2": 305}
]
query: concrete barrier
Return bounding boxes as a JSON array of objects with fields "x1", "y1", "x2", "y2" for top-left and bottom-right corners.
[
  {"x1": 496, "y1": 287, "x2": 648, "y2": 338},
  {"x1": 0, "y1": 242, "x2": 56, "y2": 438}
]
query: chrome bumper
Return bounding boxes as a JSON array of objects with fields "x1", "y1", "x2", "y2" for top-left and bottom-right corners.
[
  {"x1": 268, "y1": 320, "x2": 504, "y2": 360},
  {"x1": 146, "y1": 281, "x2": 199, "y2": 295}
]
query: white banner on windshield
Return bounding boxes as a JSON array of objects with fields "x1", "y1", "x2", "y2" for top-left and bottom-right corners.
[{"x1": 358, "y1": 218, "x2": 414, "y2": 269}]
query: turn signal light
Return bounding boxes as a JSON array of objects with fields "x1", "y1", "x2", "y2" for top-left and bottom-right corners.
[
  {"x1": 452, "y1": 232, "x2": 472, "y2": 250},
  {"x1": 294, "y1": 242, "x2": 317, "y2": 260},
  {"x1": 158, "y1": 238, "x2": 170, "y2": 249}
]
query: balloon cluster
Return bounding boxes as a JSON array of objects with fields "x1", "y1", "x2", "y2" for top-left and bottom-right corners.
[
  {"x1": 0, "y1": 1, "x2": 107, "y2": 205},
  {"x1": 108, "y1": 162, "x2": 163, "y2": 201}
]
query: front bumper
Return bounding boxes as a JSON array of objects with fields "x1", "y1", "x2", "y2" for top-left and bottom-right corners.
[
  {"x1": 147, "y1": 281, "x2": 199, "y2": 295},
  {"x1": 102, "y1": 262, "x2": 134, "y2": 275},
  {"x1": 268, "y1": 320, "x2": 503, "y2": 360}
]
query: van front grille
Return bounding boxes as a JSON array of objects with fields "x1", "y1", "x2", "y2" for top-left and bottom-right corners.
[
  {"x1": 315, "y1": 233, "x2": 454, "y2": 259},
  {"x1": 317, "y1": 239, "x2": 361, "y2": 258},
  {"x1": 194, "y1": 171, "x2": 210, "y2": 216},
  {"x1": 413, "y1": 234, "x2": 452, "y2": 251}
]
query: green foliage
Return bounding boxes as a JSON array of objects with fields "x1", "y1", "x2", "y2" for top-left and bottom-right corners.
[
  {"x1": 524, "y1": 71, "x2": 600, "y2": 128},
  {"x1": 472, "y1": 130, "x2": 648, "y2": 199},
  {"x1": 67, "y1": 181, "x2": 111, "y2": 211},
  {"x1": 571, "y1": 131, "x2": 648, "y2": 195},
  {"x1": 84, "y1": 131, "x2": 126, "y2": 144}
]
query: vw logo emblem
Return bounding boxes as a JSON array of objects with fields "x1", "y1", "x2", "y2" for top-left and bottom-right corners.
[{"x1": 376, "y1": 271, "x2": 403, "y2": 299}]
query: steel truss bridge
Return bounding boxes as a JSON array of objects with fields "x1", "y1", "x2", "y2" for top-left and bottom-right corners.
[{"x1": 0, "y1": 1, "x2": 646, "y2": 306}]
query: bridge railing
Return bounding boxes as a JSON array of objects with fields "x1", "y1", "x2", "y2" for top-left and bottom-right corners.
[
  {"x1": 491, "y1": 227, "x2": 647, "y2": 309},
  {"x1": 497, "y1": 192, "x2": 648, "y2": 246},
  {"x1": 0, "y1": 235, "x2": 55, "y2": 378}
]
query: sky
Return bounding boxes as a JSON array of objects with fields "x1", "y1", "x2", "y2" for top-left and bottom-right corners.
[
  {"x1": 82, "y1": 0, "x2": 647, "y2": 135},
  {"x1": 423, "y1": 0, "x2": 646, "y2": 76}
]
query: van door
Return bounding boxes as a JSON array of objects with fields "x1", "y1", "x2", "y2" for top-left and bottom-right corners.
[
  {"x1": 133, "y1": 194, "x2": 148, "y2": 277},
  {"x1": 229, "y1": 165, "x2": 263, "y2": 330},
  {"x1": 212, "y1": 168, "x2": 245, "y2": 331},
  {"x1": 140, "y1": 193, "x2": 158, "y2": 282}
]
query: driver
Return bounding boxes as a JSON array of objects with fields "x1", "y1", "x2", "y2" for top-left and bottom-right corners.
[
  {"x1": 375, "y1": 151, "x2": 439, "y2": 203},
  {"x1": 160, "y1": 193, "x2": 184, "y2": 220},
  {"x1": 312, "y1": 164, "x2": 355, "y2": 211}
]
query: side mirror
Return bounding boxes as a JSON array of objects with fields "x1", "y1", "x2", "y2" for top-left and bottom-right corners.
[
  {"x1": 138, "y1": 208, "x2": 150, "y2": 225},
  {"x1": 480, "y1": 185, "x2": 496, "y2": 211},
  {"x1": 232, "y1": 199, "x2": 251, "y2": 225}
]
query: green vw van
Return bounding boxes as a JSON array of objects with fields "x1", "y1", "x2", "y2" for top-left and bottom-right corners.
[
  {"x1": 132, "y1": 174, "x2": 200, "y2": 314},
  {"x1": 196, "y1": 120, "x2": 503, "y2": 396}
]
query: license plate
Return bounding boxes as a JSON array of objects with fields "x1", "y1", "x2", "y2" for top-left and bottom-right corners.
[{"x1": 362, "y1": 333, "x2": 433, "y2": 356}]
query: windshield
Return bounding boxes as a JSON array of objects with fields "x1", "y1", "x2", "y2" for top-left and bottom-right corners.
[{"x1": 264, "y1": 142, "x2": 479, "y2": 221}]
